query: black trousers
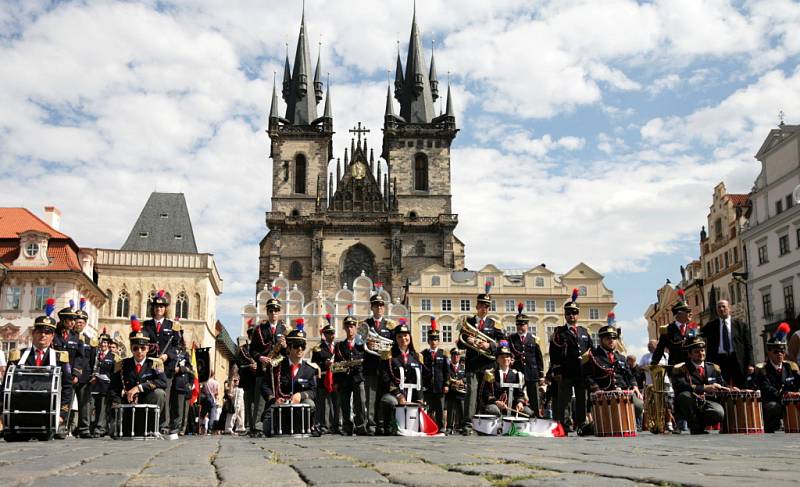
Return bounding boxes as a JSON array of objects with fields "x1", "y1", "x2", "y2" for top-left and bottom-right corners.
[
  {"x1": 424, "y1": 392, "x2": 445, "y2": 428},
  {"x1": 714, "y1": 353, "x2": 745, "y2": 388}
]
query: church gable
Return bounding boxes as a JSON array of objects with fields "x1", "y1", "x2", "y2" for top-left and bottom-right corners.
[{"x1": 328, "y1": 133, "x2": 389, "y2": 213}]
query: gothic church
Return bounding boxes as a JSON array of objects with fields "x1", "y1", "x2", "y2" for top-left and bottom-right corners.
[{"x1": 258, "y1": 9, "x2": 465, "y2": 301}]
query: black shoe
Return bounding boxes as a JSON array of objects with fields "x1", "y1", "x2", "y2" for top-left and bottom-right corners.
[
  {"x1": 690, "y1": 429, "x2": 709, "y2": 435},
  {"x1": 311, "y1": 428, "x2": 322, "y2": 438},
  {"x1": 53, "y1": 432, "x2": 66, "y2": 440}
]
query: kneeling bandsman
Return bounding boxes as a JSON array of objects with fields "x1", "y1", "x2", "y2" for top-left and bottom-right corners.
[
  {"x1": 481, "y1": 340, "x2": 533, "y2": 417},
  {"x1": 110, "y1": 316, "x2": 168, "y2": 433},
  {"x1": 671, "y1": 336, "x2": 730, "y2": 435},
  {"x1": 754, "y1": 323, "x2": 800, "y2": 433}
]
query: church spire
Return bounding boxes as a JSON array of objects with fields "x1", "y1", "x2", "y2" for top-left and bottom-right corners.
[
  {"x1": 445, "y1": 81, "x2": 454, "y2": 118},
  {"x1": 314, "y1": 44, "x2": 324, "y2": 103},
  {"x1": 269, "y1": 73, "x2": 280, "y2": 119},
  {"x1": 284, "y1": 9, "x2": 318, "y2": 125},
  {"x1": 398, "y1": 6, "x2": 436, "y2": 123},
  {"x1": 323, "y1": 74, "x2": 332, "y2": 119},
  {"x1": 429, "y1": 40, "x2": 439, "y2": 102},
  {"x1": 384, "y1": 80, "x2": 395, "y2": 118},
  {"x1": 282, "y1": 44, "x2": 291, "y2": 102},
  {"x1": 394, "y1": 42, "x2": 404, "y2": 103}
]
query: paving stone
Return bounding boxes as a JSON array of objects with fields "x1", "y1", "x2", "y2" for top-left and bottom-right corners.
[
  {"x1": 297, "y1": 466, "x2": 389, "y2": 485},
  {"x1": 450, "y1": 463, "x2": 539, "y2": 478},
  {"x1": 373, "y1": 461, "x2": 490, "y2": 487}
]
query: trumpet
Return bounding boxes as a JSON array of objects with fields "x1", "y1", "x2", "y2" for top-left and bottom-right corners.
[
  {"x1": 356, "y1": 322, "x2": 393, "y2": 359},
  {"x1": 330, "y1": 359, "x2": 363, "y2": 374},
  {"x1": 455, "y1": 315, "x2": 497, "y2": 359}
]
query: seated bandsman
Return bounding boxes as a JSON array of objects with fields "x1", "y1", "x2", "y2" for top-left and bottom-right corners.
[
  {"x1": 4, "y1": 307, "x2": 72, "y2": 441},
  {"x1": 671, "y1": 336, "x2": 731, "y2": 435},
  {"x1": 481, "y1": 340, "x2": 534, "y2": 418},
  {"x1": 582, "y1": 324, "x2": 644, "y2": 423},
  {"x1": 754, "y1": 323, "x2": 800, "y2": 433},
  {"x1": 261, "y1": 321, "x2": 320, "y2": 436},
  {"x1": 110, "y1": 316, "x2": 168, "y2": 433},
  {"x1": 379, "y1": 320, "x2": 423, "y2": 433},
  {"x1": 89, "y1": 328, "x2": 119, "y2": 438}
]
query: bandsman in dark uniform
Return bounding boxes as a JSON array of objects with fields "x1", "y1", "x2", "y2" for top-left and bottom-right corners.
[
  {"x1": 754, "y1": 323, "x2": 800, "y2": 433},
  {"x1": 248, "y1": 289, "x2": 290, "y2": 437},
  {"x1": 361, "y1": 285, "x2": 395, "y2": 434},
  {"x1": 89, "y1": 328, "x2": 119, "y2": 438},
  {"x1": 142, "y1": 290, "x2": 180, "y2": 430},
  {"x1": 548, "y1": 289, "x2": 593, "y2": 432},
  {"x1": 334, "y1": 314, "x2": 369, "y2": 436},
  {"x1": 4, "y1": 307, "x2": 72, "y2": 441},
  {"x1": 671, "y1": 336, "x2": 730, "y2": 434},
  {"x1": 582, "y1": 324, "x2": 644, "y2": 423},
  {"x1": 445, "y1": 348, "x2": 467, "y2": 434},
  {"x1": 169, "y1": 340, "x2": 195, "y2": 438},
  {"x1": 480, "y1": 340, "x2": 534, "y2": 417},
  {"x1": 73, "y1": 300, "x2": 94, "y2": 438},
  {"x1": 53, "y1": 300, "x2": 84, "y2": 437},
  {"x1": 380, "y1": 320, "x2": 423, "y2": 434},
  {"x1": 421, "y1": 318, "x2": 448, "y2": 429},
  {"x1": 508, "y1": 304, "x2": 544, "y2": 417},
  {"x1": 261, "y1": 322, "x2": 320, "y2": 437},
  {"x1": 458, "y1": 282, "x2": 506, "y2": 433},
  {"x1": 312, "y1": 314, "x2": 340, "y2": 434},
  {"x1": 651, "y1": 290, "x2": 696, "y2": 367},
  {"x1": 236, "y1": 325, "x2": 257, "y2": 431},
  {"x1": 110, "y1": 316, "x2": 168, "y2": 433}
]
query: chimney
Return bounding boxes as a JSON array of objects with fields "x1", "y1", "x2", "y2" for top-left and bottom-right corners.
[{"x1": 44, "y1": 206, "x2": 61, "y2": 231}]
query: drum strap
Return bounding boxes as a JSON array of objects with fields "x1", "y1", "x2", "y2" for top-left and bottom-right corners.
[{"x1": 19, "y1": 347, "x2": 56, "y2": 366}]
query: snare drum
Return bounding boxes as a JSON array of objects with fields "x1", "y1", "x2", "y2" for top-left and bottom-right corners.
[
  {"x1": 270, "y1": 403, "x2": 312, "y2": 437},
  {"x1": 471, "y1": 414, "x2": 500, "y2": 435},
  {"x1": 591, "y1": 390, "x2": 637, "y2": 437},
  {"x1": 2, "y1": 365, "x2": 61, "y2": 437},
  {"x1": 395, "y1": 404, "x2": 420, "y2": 433},
  {"x1": 718, "y1": 390, "x2": 763, "y2": 434},
  {"x1": 501, "y1": 416, "x2": 531, "y2": 435},
  {"x1": 782, "y1": 392, "x2": 800, "y2": 433},
  {"x1": 113, "y1": 404, "x2": 160, "y2": 440}
]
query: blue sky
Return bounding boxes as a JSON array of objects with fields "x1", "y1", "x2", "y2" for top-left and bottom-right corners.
[{"x1": 2, "y1": 0, "x2": 800, "y2": 358}]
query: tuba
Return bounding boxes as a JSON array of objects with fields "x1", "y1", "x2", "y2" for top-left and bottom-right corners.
[
  {"x1": 455, "y1": 315, "x2": 497, "y2": 359},
  {"x1": 356, "y1": 321, "x2": 393, "y2": 359},
  {"x1": 644, "y1": 364, "x2": 668, "y2": 434}
]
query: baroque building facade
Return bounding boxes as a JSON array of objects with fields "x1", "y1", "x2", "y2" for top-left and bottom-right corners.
[{"x1": 257, "y1": 11, "x2": 464, "y2": 306}]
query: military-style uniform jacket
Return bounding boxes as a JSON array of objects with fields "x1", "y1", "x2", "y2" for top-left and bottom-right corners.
[
  {"x1": 311, "y1": 339, "x2": 337, "y2": 391},
  {"x1": 380, "y1": 349, "x2": 423, "y2": 401},
  {"x1": 110, "y1": 357, "x2": 168, "y2": 404},
  {"x1": 6, "y1": 347, "x2": 72, "y2": 412},
  {"x1": 89, "y1": 350, "x2": 119, "y2": 395},
  {"x1": 53, "y1": 326, "x2": 84, "y2": 380},
  {"x1": 333, "y1": 339, "x2": 366, "y2": 386},
  {"x1": 361, "y1": 316, "x2": 394, "y2": 377},
  {"x1": 509, "y1": 332, "x2": 544, "y2": 381},
  {"x1": 671, "y1": 361, "x2": 727, "y2": 396},
  {"x1": 754, "y1": 360, "x2": 800, "y2": 403},
  {"x1": 446, "y1": 359, "x2": 467, "y2": 397},
  {"x1": 458, "y1": 316, "x2": 505, "y2": 373},
  {"x1": 582, "y1": 346, "x2": 637, "y2": 392},
  {"x1": 651, "y1": 322, "x2": 692, "y2": 366},
  {"x1": 249, "y1": 320, "x2": 290, "y2": 366},
  {"x1": 143, "y1": 318, "x2": 181, "y2": 376},
  {"x1": 171, "y1": 349, "x2": 195, "y2": 395},
  {"x1": 548, "y1": 324, "x2": 593, "y2": 379},
  {"x1": 76, "y1": 333, "x2": 95, "y2": 384},
  {"x1": 262, "y1": 359, "x2": 318, "y2": 403},
  {"x1": 481, "y1": 366, "x2": 526, "y2": 409},
  {"x1": 421, "y1": 348, "x2": 448, "y2": 394},
  {"x1": 236, "y1": 343, "x2": 256, "y2": 390}
]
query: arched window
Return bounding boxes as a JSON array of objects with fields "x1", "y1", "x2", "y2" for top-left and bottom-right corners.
[
  {"x1": 146, "y1": 290, "x2": 156, "y2": 317},
  {"x1": 175, "y1": 292, "x2": 189, "y2": 320},
  {"x1": 106, "y1": 289, "x2": 113, "y2": 317},
  {"x1": 116, "y1": 290, "x2": 129, "y2": 318},
  {"x1": 289, "y1": 261, "x2": 303, "y2": 280},
  {"x1": 294, "y1": 154, "x2": 307, "y2": 194},
  {"x1": 414, "y1": 153, "x2": 428, "y2": 191},
  {"x1": 194, "y1": 293, "x2": 201, "y2": 320}
]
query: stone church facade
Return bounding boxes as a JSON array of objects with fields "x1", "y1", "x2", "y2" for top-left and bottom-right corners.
[{"x1": 257, "y1": 10, "x2": 465, "y2": 302}]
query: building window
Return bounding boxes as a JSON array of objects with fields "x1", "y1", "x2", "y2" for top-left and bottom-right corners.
[
  {"x1": 787, "y1": 194, "x2": 794, "y2": 210},
  {"x1": 758, "y1": 245, "x2": 768, "y2": 265},
  {"x1": 139, "y1": 232, "x2": 148, "y2": 238},
  {"x1": 578, "y1": 286, "x2": 587, "y2": 296},
  {"x1": 545, "y1": 300, "x2": 556, "y2": 313},
  {"x1": 421, "y1": 324, "x2": 431, "y2": 343},
  {"x1": 441, "y1": 299, "x2": 452, "y2": 311},
  {"x1": 762, "y1": 293, "x2": 772, "y2": 319},
  {"x1": 2, "y1": 340, "x2": 17, "y2": 355},
  {"x1": 421, "y1": 299, "x2": 431, "y2": 311},
  {"x1": 784, "y1": 285, "x2": 795, "y2": 317},
  {"x1": 431, "y1": 276, "x2": 441, "y2": 286},
  {"x1": 414, "y1": 153, "x2": 428, "y2": 191},
  {"x1": 714, "y1": 257, "x2": 719, "y2": 273},
  {"x1": 460, "y1": 299, "x2": 471, "y2": 312},
  {"x1": 490, "y1": 300, "x2": 497, "y2": 312},
  {"x1": 415, "y1": 240, "x2": 425, "y2": 256},
  {"x1": 505, "y1": 324, "x2": 516, "y2": 335},
  {"x1": 160, "y1": 213, "x2": 168, "y2": 219},
  {"x1": 797, "y1": 228, "x2": 800, "y2": 248},
  {"x1": 776, "y1": 199, "x2": 783, "y2": 215},
  {"x1": 589, "y1": 308, "x2": 599, "y2": 320},
  {"x1": 174, "y1": 234, "x2": 183, "y2": 240},
  {"x1": 535, "y1": 277, "x2": 544, "y2": 287},
  {"x1": 724, "y1": 251, "x2": 729, "y2": 268},
  {"x1": 442, "y1": 324, "x2": 453, "y2": 343},
  {"x1": 25, "y1": 243, "x2": 39, "y2": 257},
  {"x1": 779, "y1": 235, "x2": 790, "y2": 256},
  {"x1": 714, "y1": 218, "x2": 722, "y2": 239},
  {"x1": 145, "y1": 290, "x2": 156, "y2": 317},
  {"x1": 116, "y1": 291, "x2": 130, "y2": 318},
  {"x1": 34, "y1": 287, "x2": 52, "y2": 310},
  {"x1": 707, "y1": 262, "x2": 712, "y2": 276},
  {"x1": 591, "y1": 332, "x2": 599, "y2": 345},
  {"x1": 505, "y1": 300, "x2": 516, "y2": 312},
  {"x1": 289, "y1": 261, "x2": 303, "y2": 280},
  {"x1": 525, "y1": 300, "x2": 536, "y2": 312},
  {"x1": 294, "y1": 154, "x2": 307, "y2": 194},
  {"x1": 175, "y1": 292, "x2": 189, "y2": 320},
  {"x1": 5, "y1": 287, "x2": 20, "y2": 310},
  {"x1": 734, "y1": 247, "x2": 739, "y2": 263},
  {"x1": 546, "y1": 325, "x2": 557, "y2": 341}
]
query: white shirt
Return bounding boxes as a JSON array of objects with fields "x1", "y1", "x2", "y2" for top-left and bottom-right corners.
[{"x1": 717, "y1": 317, "x2": 733, "y2": 354}]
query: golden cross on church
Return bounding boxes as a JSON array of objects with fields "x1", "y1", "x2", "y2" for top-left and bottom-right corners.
[{"x1": 349, "y1": 122, "x2": 370, "y2": 141}]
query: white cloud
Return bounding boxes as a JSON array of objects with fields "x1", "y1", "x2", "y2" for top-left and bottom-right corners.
[{"x1": 647, "y1": 73, "x2": 681, "y2": 94}]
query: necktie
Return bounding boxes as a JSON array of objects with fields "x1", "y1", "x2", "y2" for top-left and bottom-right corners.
[
  {"x1": 348, "y1": 341, "x2": 354, "y2": 351},
  {"x1": 608, "y1": 351, "x2": 615, "y2": 364},
  {"x1": 135, "y1": 363, "x2": 142, "y2": 375},
  {"x1": 291, "y1": 363, "x2": 299, "y2": 379},
  {"x1": 329, "y1": 343, "x2": 334, "y2": 354},
  {"x1": 680, "y1": 324, "x2": 686, "y2": 336},
  {"x1": 503, "y1": 370, "x2": 508, "y2": 382},
  {"x1": 99, "y1": 352, "x2": 105, "y2": 362},
  {"x1": 156, "y1": 321, "x2": 162, "y2": 334},
  {"x1": 572, "y1": 326, "x2": 578, "y2": 336},
  {"x1": 402, "y1": 351, "x2": 408, "y2": 364},
  {"x1": 271, "y1": 324, "x2": 276, "y2": 335},
  {"x1": 479, "y1": 319, "x2": 485, "y2": 330},
  {"x1": 697, "y1": 365, "x2": 705, "y2": 380},
  {"x1": 722, "y1": 320, "x2": 731, "y2": 353},
  {"x1": 35, "y1": 349, "x2": 43, "y2": 366}
]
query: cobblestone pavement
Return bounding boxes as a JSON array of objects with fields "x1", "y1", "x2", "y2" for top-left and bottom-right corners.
[{"x1": 0, "y1": 432, "x2": 797, "y2": 486}]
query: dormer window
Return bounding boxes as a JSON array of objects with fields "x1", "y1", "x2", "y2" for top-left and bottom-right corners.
[
  {"x1": 139, "y1": 232, "x2": 149, "y2": 238},
  {"x1": 160, "y1": 213, "x2": 168, "y2": 219},
  {"x1": 25, "y1": 243, "x2": 39, "y2": 257},
  {"x1": 174, "y1": 234, "x2": 183, "y2": 240}
]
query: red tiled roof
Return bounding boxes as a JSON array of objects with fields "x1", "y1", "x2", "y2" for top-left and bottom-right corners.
[
  {"x1": 0, "y1": 208, "x2": 67, "y2": 239},
  {"x1": 727, "y1": 194, "x2": 750, "y2": 207}
]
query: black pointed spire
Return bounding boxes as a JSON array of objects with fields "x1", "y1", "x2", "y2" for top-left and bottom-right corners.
[
  {"x1": 385, "y1": 81, "x2": 396, "y2": 117},
  {"x1": 394, "y1": 42, "x2": 404, "y2": 103},
  {"x1": 269, "y1": 73, "x2": 280, "y2": 119},
  {"x1": 314, "y1": 44, "x2": 324, "y2": 103},
  {"x1": 445, "y1": 82, "x2": 454, "y2": 117},
  {"x1": 282, "y1": 44, "x2": 291, "y2": 102},
  {"x1": 322, "y1": 74, "x2": 332, "y2": 119},
  {"x1": 284, "y1": 11, "x2": 318, "y2": 125},
  {"x1": 398, "y1": 7, "x2": 435, "y2": 123},
  {"x1": 429, "y1": 39, "x2": 439, "y2": 102}
]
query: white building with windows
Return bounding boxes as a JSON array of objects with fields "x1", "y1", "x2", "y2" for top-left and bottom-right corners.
[
  {"x1": 742, "y1": 123, "x2": 800, "y2": 361},
  {"x1": 0, "y1": 207, "x2": 106, "y2": 353},
  {"x1": 405, "y1": 263, "x2": 616, "y2": 368}
]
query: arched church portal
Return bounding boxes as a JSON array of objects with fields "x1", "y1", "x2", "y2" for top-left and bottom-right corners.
[{"x1": 340, "y1": 244, "x2": 375, "y2": 289}]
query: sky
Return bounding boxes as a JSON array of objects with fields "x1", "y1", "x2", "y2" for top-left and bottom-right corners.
[{"x1": 2, "y1": 0, "x2": 800, "y2": 359}]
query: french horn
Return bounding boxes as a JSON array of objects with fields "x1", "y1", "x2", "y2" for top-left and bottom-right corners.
[{"x1": 356, "y1": 321, "x2": 393, "y2": 359}]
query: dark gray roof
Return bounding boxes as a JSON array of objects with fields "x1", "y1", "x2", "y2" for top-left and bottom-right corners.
[
  {"x1": 121, "y1": 192, "x2": 198, "y2": 253},
  {"x1": 283, "y1": 13, "x2": 319, "y2": 125}
]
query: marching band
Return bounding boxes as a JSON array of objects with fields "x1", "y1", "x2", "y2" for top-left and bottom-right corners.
[{"x1": 3, "y1": 283, "x2": 800, "y2": 441}]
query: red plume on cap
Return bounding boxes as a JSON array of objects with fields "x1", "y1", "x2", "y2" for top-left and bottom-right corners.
[
  {"x1": 271, "y1": 286, "x2": 281, "y2": 298},
  {"x1": 79, "y1": 297, "x2": 87, "y2": 310},
  {"x1": 295, "y1": 318, "x2": 305, "y2": 331},
  {"x1": 101, "y1": 327, "x2": 107, "y2": 334},
  {"x1": 430, "y1": 317, "x2": 438, "y2": 331},
  {"x1": 375, "y1": 281, "x2": 384, "y2": 292},
  {"x1": 130, "y1": 315, "x2": 141, "y2": 332},
  {"x1": 517, "y1": 302, "x2": 524, "y2": 314},
  {"x1": 677, "y1": 288, "x2": 686, "y2": 299},
  {"x1": 607, "y1": 312, "x2": 616, "y2": 325},
  {"x1": 325, "y1": 313, "x2": 332, "y2": 324},
  {"x1": 347, "y1": 304, "x2": 353, "y2": 316},
  {"x1": 484, "y1": 280, "x2": 492, "y2": 294},
  {"x1": 399, "y1": 317, "x2": 407, "y2": 326},
  {"x1": 246, "y1": 318, "x2": 254, "y2": 327},
  {"x1": 45, "y1": 298, "x2": 56, "y2": 317},
  {"x1": 157, "y1": 289, "x2": 165, "y2": 298},
  {"x1": 571, "y1": 288, "x2": 579, "y2": 302},
  {"x1": 775, "y1": 322, "x2": 791, "y2": 340}
]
